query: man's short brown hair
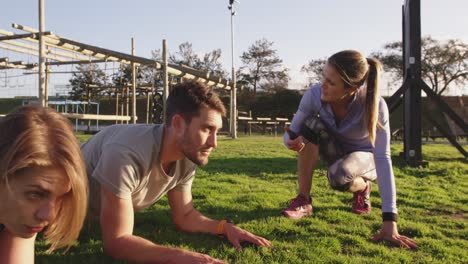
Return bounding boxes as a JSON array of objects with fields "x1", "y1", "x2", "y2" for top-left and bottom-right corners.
[{"x1": 165, "y1": 80, "x2": 226, "y2": 125}]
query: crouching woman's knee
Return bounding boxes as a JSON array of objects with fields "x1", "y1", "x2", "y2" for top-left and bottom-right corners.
[
  {"x1": 327, "y1": 161, "x2": 352, "y2": 191},
  {"x1": 328, "y1": 177, "x2": 351, "y2": 191}
]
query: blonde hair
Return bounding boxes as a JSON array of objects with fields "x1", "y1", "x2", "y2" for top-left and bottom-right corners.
[
  {"x1": 327, "y1": 50, "x2": 383, "y2": 145},
  {"x1": 0, "y1": 105, "x2": 88, "y2": 252}
]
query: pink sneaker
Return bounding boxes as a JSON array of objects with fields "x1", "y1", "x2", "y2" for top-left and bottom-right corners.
[
  {"x1": 352, "y1": 181, "x2": 371, "y2": 214},
  {"x1": 281, "y1": 194, "x2": 313, "y2": 220}
]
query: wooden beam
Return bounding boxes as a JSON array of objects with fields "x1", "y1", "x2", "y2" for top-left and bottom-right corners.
[
  {"x1": 0, "y1": 42, "x2": 65, "y2": 61},
  {"x1": 10, "y1": 23, "x2": 233, "y2": 89},
  {"x1": 10, "y1": 24, "x2": 127, "y2": 64},
  {"x1": 0, "y1": 61, "x2": 33, "y2": 69},
  {"x1": 23, "y1": 70, "x2": 78, "y2": 74},
  {"x1": 0, "y1": 37, "x2": 89, "y2": 62},
  {"x1": 61, "y1": 113, "x2": 133, "y2": 121},
  {"x1": 0, "y1": 28, "x2": 86, "y2": 59},
  {"x1": 46, "y1": 59, "x2": 108, "y2": 66},
  {"x1": 0, "y1": 31, "x2": 52, "y2": 41},
  {"x1": 169, "y1": 63, "x2": 232, "y2": 89},
  {"x1": 0, "y1": 33, "x2": 37, "y2": 41},
  {"x1": 9, "y1": 61, "x2": 27, "y2": 65}
]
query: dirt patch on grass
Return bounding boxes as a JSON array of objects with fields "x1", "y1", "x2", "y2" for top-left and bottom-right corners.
[
  {"x1": 451, "y1": 212, "x2": 464, "y2": 220},
  {"x1": 429, "y1": 208, "x2": 466, "y2": 220}
]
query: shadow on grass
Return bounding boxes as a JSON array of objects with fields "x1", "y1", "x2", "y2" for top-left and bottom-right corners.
[
  {"x1": 137, "y1": 206, "x2": 283, "y2": 228},
  {"x1": 393, "y1": 152, "x2": 467, "y2": 166},
  {"x1": 36, "y1": 206, "x2": 284, "y2": 263},
  {"x1": 203, "y1": 157, "x2": 326, "y2": 176},
  {"x1": 428, "y1": 157, "x2": 468, "y2": 163}
]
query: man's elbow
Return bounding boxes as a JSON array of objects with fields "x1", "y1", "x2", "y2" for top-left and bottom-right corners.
[
  {"x1": 172, "y1": 210, "x2": 194, "y2": 232},
  {"x1": 102, "y1": 236, "x2": 128, "y2": 259},
  {"x1": 172, "y1": 216, "x2": 187, "y2": 231}
]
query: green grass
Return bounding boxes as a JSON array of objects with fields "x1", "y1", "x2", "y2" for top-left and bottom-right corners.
[{"x1": 36, "y1": 135, "x2": 468, "y2": 263}]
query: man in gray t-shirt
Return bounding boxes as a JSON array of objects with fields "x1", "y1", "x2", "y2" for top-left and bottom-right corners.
[{"x1": 82, "y1": 81, "x2": 271, "y2": 263}]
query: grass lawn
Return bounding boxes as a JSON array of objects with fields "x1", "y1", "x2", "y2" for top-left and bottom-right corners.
[{"x1": 37, "y1": 135, "x2": 467, "y2": 263}]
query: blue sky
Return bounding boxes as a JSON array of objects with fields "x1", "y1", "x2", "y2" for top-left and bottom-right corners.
[{"x1": 1, "y1": 0, "x2": 467, "y2": 97}]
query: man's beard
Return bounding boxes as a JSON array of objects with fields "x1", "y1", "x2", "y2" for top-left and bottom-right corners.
[
  {"x1": 180, "y1": 132, "x2": 210, "y2": 166},
  {"x1": 183, "y1": 148, "x2": 210, "y2": 166}
]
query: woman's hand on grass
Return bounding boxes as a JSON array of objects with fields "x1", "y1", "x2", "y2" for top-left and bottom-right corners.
[
  {"x1": 224, "y1": 224, "x2": 272, "y2": 251},
  {"x1": 372, "y1": 221, "x2": 418, "y2": 249}
]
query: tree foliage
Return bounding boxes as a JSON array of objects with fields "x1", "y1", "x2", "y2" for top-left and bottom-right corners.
[
  {"x1": 112, "y1": 63, "x2": 148, "y2": 89},
  {"x1": 169, "y1": 42, "x2": 227, "y2": 78},
  {"x1": 260, "y1": 76, "x2": 289, "y2": 94},
  {"x1": 372, "y1": 36, "x2": 468, "y2": 95},
  {"x1": 69, "y1": 63, "x2": 106, "y2": 102},
  {"x1": 239, "y1": 38, "x2": 288, "y2": 96},
  {"x1": 170, "y1": 42, "x2": 199, "y2": 67},
  {"x1": 301, "y1": 58, "x2": 327, "y2": 88}
]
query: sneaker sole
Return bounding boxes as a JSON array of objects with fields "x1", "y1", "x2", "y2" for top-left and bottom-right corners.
[
  {"x1": 352, "y1": 209, "x2": 371, "y2": 215},
  {"x1": 282, "y1": 210, "x2": 313, "y2": 220}
]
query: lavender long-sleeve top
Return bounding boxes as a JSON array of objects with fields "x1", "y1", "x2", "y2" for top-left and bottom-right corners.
[{"x1": 284, "y1": 84, "x2": 397, "y2": 214}]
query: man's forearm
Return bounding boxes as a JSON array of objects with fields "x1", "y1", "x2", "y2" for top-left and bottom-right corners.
[
  {"x1": 104, "y1": 233, "x2": 192, "y2": 263},
  {"x1": 173, "y1": 209, "x2": 221, "y2": 235}
]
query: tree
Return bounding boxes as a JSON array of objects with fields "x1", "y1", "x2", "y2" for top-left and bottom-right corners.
[
  {"x1": 239, "y1": 38, "x2": 288, "y2": 96},
  {"x1": 112, "y1": 63, "x2": 132, "y2": 88},
  {"x1": 169, "y1": 42, "x2": 200, "y2": 67},
  {"x1": 260, "y1": 76, "x2": 289, "y2": 94},
  {"x1": 69, "y1": 63, "x2": 106, "y2": 131},
  {"x1": 372, "y1": 36, "x2": 468, "y2": 95},
  {"x1": 301, "y1": 58, "x2": 327, "y2": 88},
  {"x1": 169, "y1": 42, "x2": 227, "y2": 79},
  {"x1": 112, "y1": 63, "x2": 149, "y2": 88},
  {"x1": 69, "y1": 63, "x2": 106, "y2": 102},
  {"x1": 199, "y1": 49, "x2": 227, "y2": 78}
]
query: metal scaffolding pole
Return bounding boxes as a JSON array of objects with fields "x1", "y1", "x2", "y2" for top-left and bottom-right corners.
[
  {"x1": 162, "y1": 39, "x2": 169, "y2": 123},
  {"x1": 131, "y1": 37, "x2": 137, "y2": 124},
  {"x1": 228, "y1": 0, "x2": 238, "y2": 139},
  {"x1": 38, "y1": 0, "x2": 46, "y2": 106}
]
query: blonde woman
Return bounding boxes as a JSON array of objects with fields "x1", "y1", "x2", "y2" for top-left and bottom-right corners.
[
  {"x1": 0, "y1": 105, "x2": 88, "y2": 263},
  {"x1": 282, "y1": 50, "x2": 417, "y2": 249}
]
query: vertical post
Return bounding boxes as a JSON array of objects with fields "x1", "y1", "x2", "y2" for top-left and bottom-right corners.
[
  {"x1": 74, "y1": 104, "x2": 78, "y2": 131},
  {"x1": 146, "y1": 91, "x2": 151, "y2": 124},
  {"x1": 44, "y1": 63, "x2": 49, "y2": 106},
  {"x1": 86, "y1": 84, "x2": 91, "y2": 131},
  {"x1": 403, "y1": 0, "x2": 423, "y2": 165},
  {"x1": 97, "y1": 103, "x2": 100, "y2": 130},
  {"x1": 249, "y1": 110, "x2": 252, "y2": 136},
  {"x1": 115, "y1": 93, "x2": 119, "y2": 124},
  {"x1": 38, "y1": 0, "x2": 46, "y2": 106},
  {"x1": 229, "y1": 0, "x2": 237, "y2": 139},
  {"x1": 121, "y1": 90, "x2": 124, "y2": 124},
  {"x1": 125, "y1": 86, "x2": 129, "y2": 124},
  {"x1": 162, "y1": 39, "x2": 169, "y2": 123},
  {"x1": 131, "y1": 37, "x2": 137, "y2": 124}
]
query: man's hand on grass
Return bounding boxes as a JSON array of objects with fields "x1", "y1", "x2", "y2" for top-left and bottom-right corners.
[
  {"x1": 224, "y1": 224, "x2": 272, "y2": 251},
  {"x1": 172, "y1": 250, "x2": 226, "y2": 264}
]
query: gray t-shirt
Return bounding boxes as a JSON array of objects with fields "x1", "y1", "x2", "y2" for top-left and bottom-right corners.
[{"x1": 81, "y1": 124, "x2": 196, "y2": 218}]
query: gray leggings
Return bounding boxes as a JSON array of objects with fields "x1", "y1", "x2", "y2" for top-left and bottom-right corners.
[
  {"x1": 327, "y1": 151, "x2": 377, "y2": 191},
  {"x1": 301, "y1": 115, "x2": 377, "y2": 191}
]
